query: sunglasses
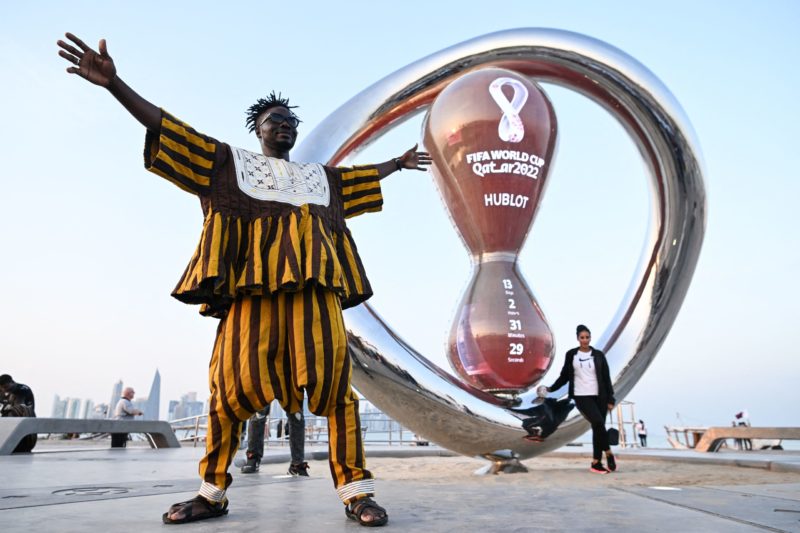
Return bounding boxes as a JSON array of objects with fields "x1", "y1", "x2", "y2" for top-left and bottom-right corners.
[{"x1": 258, "y1": 112, "x2": 301, "y2": 128}]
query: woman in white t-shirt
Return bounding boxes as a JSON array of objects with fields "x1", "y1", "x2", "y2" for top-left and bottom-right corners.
[{"x1": 540, "y1": 325, "x2": 617, "y2": 473}]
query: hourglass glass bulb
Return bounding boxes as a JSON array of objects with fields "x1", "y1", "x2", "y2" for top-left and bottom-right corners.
[{"x1": 424, "y1": 67, "x2": 558, "y2": 394}]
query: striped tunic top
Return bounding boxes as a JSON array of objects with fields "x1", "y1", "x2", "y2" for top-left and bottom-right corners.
[{"x1": 144, "y1": 110, "x2": 383, "y2": 317}]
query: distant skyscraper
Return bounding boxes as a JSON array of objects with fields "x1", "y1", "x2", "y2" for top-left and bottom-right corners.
[
  {"x1": 108, "y1": 380, "x2": 123, "y2": 419},
  {"x1": 142, "y1": 369, "x2": 161, "y2": 420},
  {"x1": 51, "y1": 394, "x2": 68, "y2": 418},
  {"x1": 167, "y1": 392, "x2": 205, "y2": 421},
  {"x1": 81, "y1": 399, "x2": 95, "y2": 419},
  {"x1": 168, "y1": 400, "x2": 180, "y2": 421},
  {"x1": 131, "y1": 397, "x2": 147, "y2": 417},
  {"x1": 66, "y1": 398, "x2": 81, "y2": 419}
]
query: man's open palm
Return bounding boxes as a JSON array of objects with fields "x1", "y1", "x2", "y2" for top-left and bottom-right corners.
[{"x1": 57, "y1": 32, "x2": 116, "y2": 88}]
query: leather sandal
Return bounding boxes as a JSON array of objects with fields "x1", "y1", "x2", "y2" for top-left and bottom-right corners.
[
  {"x1": 162, "y1": 495, "x2": 229, "y2": 524},
  {"x1": 345, "y1": 496, "x2": 388, "y2": 527}
]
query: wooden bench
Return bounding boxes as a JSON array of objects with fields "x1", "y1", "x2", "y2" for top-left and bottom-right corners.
[
  {"x1": 0, "y1": 418, "x2": 181, "y2": 454},
  {"x1": 694, "y1": 426, "x2": 800, "y2": 452}
]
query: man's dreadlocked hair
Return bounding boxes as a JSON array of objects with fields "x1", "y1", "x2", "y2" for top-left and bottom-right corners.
[{"x1": 245, "y1": 91, "x2": 298, "y2": 133}]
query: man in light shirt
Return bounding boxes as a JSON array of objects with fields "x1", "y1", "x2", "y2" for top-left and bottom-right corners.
[{"x1": 111, "y1": 387, "x2": 143, "y2": 448}]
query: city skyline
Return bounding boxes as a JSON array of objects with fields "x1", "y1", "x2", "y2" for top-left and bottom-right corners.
[
  {"x1": 50, "y1": 382, "x2": 388, "y2": 424},
  {"x1": 51, "y1": 369, "x2": 183, "y2": 421}
]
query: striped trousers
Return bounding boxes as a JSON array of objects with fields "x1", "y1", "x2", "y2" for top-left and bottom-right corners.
[{"x1": 198, "y1": 285, "x2": 373, "y2": 504}]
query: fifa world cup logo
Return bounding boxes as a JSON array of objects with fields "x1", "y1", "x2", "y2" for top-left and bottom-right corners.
[
  {"x1": 489, "y1": 77, "x2": 528, "y2": 143},
  {"x1": 423, "y1": 67, "x2": 558, "y2": 396}
]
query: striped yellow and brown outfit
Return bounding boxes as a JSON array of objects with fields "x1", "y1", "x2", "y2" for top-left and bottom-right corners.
[{"x1": 144, "y1": 111, "x2": 381, "y2": 504}]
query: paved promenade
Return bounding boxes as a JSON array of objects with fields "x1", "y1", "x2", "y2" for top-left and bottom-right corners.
[{"x1": 2, "y1": 444, "x2": 799, "y2": 532}]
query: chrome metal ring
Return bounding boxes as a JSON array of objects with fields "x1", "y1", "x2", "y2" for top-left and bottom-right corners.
[{"x1": 295, "y1": 28, "x2": 706, "y2": 459}]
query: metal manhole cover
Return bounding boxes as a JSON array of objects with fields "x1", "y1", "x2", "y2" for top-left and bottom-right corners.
[{"x1": 52, "y1": 487, "x2": 130, "y2": 496}]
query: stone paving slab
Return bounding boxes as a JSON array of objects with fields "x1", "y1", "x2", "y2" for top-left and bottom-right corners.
[
  {"x1": 710, "y1": 483, "x2": 800, "y2": 502},
  {"x1": 0, "y1": 476, "x2": 297, "y2": 511},
  {"x1": 2, "y1": 476, "x2": 792, "y2": 532},
  {"x1": 3, "y1": 446, "x2": 800, "y2": 532},
  {"x1": 618, "y1": 484, "x2": 800, "y2": 532}
]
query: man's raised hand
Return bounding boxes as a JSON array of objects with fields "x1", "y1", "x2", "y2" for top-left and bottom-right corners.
[
  {"x1": 57, "y1": 33, "x2": 160, "y2": 130},
  {"x1": 397, "y1": 144, "x2": 433, "y2": 171},
  {"x1": 57, "y1": 33, "x2": 116, "y2": 88}
]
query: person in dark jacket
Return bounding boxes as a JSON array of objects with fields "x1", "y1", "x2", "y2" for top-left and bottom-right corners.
[
  {"x1": 0, "y1": 374, "x2": 37, "y2": 453},
  {"x1": 538, "y1": 325, "x2": 617, "y2": 473}
]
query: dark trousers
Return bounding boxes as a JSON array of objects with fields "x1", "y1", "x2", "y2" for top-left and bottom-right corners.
[
  {"x1": 246, "y1": 405, "x2": 305, "y2": 464},
  {"x1": 13, "y1": 433, "x2": 37, "y2": 453},
  {"x1": 638, "y1": 434, "x2": 647, "y2": 447},
  {"x1": 574, "y1": 396, "x2": 609, "y2": 461},
  {"x1": 1, "y1": 411, "x2": 37, "y2": 452},
  {"x1": 737, "y1": 423, "x2": 752, "y2": 450},
  {"x1": 111, "y1": 433, "x2": 128, "y2": 448}
]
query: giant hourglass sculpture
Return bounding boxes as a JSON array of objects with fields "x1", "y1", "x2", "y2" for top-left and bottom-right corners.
[
  {"x1": 295, "y1": 29, "x2": 706, "y2": 459},
  {"x1": 423, "y1": 67, "x2": 558, "y2": 395}
]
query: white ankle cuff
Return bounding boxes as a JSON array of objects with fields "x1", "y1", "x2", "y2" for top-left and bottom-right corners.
[
  {"x1": 336, "y1": 478, "x2": 375, "y2": 503},
  {"x1": 199, "y1": 481, "x2": 226, "y2": 502}
]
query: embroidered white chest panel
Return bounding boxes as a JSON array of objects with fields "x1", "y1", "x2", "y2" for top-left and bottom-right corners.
[{"x1": 232, "y1": 146, "x2": 330, "y2": 206}]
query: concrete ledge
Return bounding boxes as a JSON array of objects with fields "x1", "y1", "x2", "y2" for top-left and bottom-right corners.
[
  {"x1": 546, "y1": 447, "x2": 800, "y2": 474},
  {"x1": 0, "y1": 418, "x2": 181, "y2": 454},
  {"x1": 769, "y1": 461, "x2": 800, "y2": 474},
  {"x1": 695, "y1": 427, "x2": 800, "y2": 452}
]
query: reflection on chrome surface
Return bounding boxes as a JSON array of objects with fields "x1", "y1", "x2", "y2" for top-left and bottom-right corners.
[{"x1": 295, "y1": 28, "x2": 706, "y2": 461}]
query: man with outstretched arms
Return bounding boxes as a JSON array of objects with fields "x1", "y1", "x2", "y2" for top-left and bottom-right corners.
[{"x1": 57, "y1": 32, "x2": 431, "y2": 527}]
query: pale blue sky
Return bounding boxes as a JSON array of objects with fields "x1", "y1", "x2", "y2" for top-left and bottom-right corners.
[{"x1": 1, "y1": 1, "x2": 798, "y2": 434}]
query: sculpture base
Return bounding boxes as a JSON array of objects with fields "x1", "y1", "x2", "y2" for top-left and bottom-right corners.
[{"x1": 474, "y1": 453, "x2": 529, "y2": 475}]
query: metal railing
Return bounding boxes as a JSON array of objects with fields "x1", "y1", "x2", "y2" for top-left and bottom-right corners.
[
  {"x1": 169, "y1": 414, "x2": 208, "y2": 447},
  {"x1": 168, "y1": 412, "x2": 427, "y2": 448}
]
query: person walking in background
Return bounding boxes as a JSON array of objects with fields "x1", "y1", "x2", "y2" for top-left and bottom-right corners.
[
  {"x1": 538, "y1": 325, "x2": 617, "y2": 473},
  {"x1": 111, "y1": 387, "x2": 143, "y2": 448},
  {"x1": 241, "y1": 404, "x2": 309, "y2": 477},
  {"x1": 0, "y1": 374, "x2": 37, "y2": 452},
  {"x1": 735, "y1": 411, "x2": 752, "y2": 451},
  {"x1": 635, "y1": 419, "x2": 647, "y2": 447}
]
